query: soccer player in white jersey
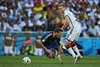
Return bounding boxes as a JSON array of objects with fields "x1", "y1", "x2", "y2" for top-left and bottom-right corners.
[{"x1": 58, "y1": 3, "x2": 82, "y2": 64}]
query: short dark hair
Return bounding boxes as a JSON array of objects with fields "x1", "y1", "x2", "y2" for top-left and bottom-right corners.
[
  {"x1": 54, "y1": 27, "x2": 63, "y2": 33},
  {"x1": 58, "y1": 3, "x2": 66, "y2": 7}
]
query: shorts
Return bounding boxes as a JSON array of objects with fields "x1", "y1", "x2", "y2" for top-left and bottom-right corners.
[
  {"x1": 4, "y1": 46, "x2": 13, "y2": 55},
  {"x1": 66, "y1": 26, "x2": 81, "y2": 42}
]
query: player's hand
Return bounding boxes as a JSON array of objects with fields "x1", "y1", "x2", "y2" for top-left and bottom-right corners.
[
  {"x1": 46, "y1": 49, "x2": 52, "y2": 54},
  {"x1": 46, "y1": 49, "x2": 52, "y2": 56},
  {"x1": 57, "y1": 55, "x2": 62, "y2": 62}
]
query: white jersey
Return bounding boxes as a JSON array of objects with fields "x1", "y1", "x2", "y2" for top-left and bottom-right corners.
[{"x1": 64, "y1": 9, "x2": 80, "y2": 29}]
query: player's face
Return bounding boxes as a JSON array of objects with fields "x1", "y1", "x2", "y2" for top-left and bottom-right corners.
[
  {"x1": 58, "y1": 6, "x2": 64, "y2": 12},
  {"x1": 56, "y1": 31, "x2": 62, "y2": 38},
  {"x1": 60, "y1": 6, "x2": 65, "y2": 12},
  {"x1": 6, "y1": 28, "x2": 10, "y2": 33}
]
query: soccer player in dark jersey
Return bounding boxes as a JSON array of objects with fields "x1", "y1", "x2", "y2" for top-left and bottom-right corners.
[{"x1": 38, "y1": 27, "x2": 63, "y2": 61}]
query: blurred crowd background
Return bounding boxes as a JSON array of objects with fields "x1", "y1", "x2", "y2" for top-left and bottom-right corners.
[{"x1": 0, "y1": 0, "x2": 100, "y2": 37}]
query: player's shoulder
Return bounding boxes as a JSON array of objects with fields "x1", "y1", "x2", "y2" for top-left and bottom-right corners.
[
  {"x1": 41, "y1": 32, "x2": 53, "y2": 41},
  {"x1": 64, "y1": 9, "x2": 70, "y2": 12},
  {"x1": 64, "y1": 9, "x2": 71, "y2": 16},
  {"x1": 42, "y1": 32, "x2": 53, "y2": 38},
  {"x1": 45, "y1": 32, "x2": 53, "y2": 37}
]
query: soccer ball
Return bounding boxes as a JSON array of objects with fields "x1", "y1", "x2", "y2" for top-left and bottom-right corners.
[{"x1": 22, "y1": 57, "x2": 31, "y2": 64}]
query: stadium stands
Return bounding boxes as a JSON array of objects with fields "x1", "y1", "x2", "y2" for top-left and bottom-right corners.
[{"x1": 0, "y1": 0, "x2": 99, "y2": 37}]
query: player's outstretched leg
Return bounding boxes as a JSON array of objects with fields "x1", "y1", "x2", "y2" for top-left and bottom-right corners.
[
  {"x1": 72, "y1": 43, "x2": 83, "y2": 59},
  {"x1": 66, "y1": 45, "x2": 79, "y2": 64}
]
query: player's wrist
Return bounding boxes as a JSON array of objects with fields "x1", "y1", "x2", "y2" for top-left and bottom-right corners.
[
  {"x1": 45, "y1": 48, "x2": 48, "y2": 51},
  {"x1": 58, "y1": 55, "x2": 61, "y2": 57},
  {"x1": 45, "y1": 48, "x2": 49, "y2": 52}
]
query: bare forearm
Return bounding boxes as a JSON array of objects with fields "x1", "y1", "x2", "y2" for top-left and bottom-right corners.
[
  {"x1": 62, "y1": 16, "x2": 69, "y2": 29},
  {"x1": 58, "y1": 45, "x2": 63, "y2": 55},
  {"x1": 62, "y1": 23, "x2": 67, "y2": 29},
  {"x1": 38, "y1": 41, "x2": 47, "y2": 51}
]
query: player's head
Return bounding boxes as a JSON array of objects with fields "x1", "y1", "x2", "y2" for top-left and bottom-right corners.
[
  {"x1": 6, "y1": 28, "x2": 10, "y2": 34},
  {"x1": 58, "y1": 3, "x2": 66, "y2": 12},
  {"x1": 54, "y1": 27, "x2": 63, "y2": 38},
  {"x1": 37, "y1": 28, "x2": 43, "y2": 35}
]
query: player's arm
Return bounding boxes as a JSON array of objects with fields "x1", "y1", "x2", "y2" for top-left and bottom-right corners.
[
  {"x1": 58, "y1": 45, "x2": 63, "y2": 55},
  {"x1": 38, "y1": 33, "x2": 50, "y2": 50},
  {"x1": 62, "y1": 15, "x2": 69, "y2": 30},
  {"x1": 38, "y1": 40, "x2": 52, "y2": 57},
  {"x1": 56, "y1": 38, "x2": 63, "y2": 54},
  {"x1": 38, "y1": 33, "x2": 53, "y2": 56},
  {"x1": 38, "y1": 41, "x2": 48, "y2": 51},
  {"x1": 56, "y1": 38, "x2": 63, "y2": 62},
  {"x1": 57, "y1": 45, "x2": 63, "y2": 62}
]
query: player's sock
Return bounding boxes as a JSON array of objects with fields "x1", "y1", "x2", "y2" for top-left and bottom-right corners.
[
  {"x1": 72, "y1": 43, "x2": 81, "y2": 56},
  {"x1": 66, "y1": 45, "x2": 76, "y2": 58}
]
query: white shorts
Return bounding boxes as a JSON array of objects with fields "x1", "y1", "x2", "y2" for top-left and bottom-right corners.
[
  {"x1": 66, "y1": 26, "x2": 81, "y2": 42},
  {"x1": 4, "y1": 46, "x2": 13, "y2": 55},
  {"x1": 34, "y1": 48, "x2": 43, "y2": 56}
]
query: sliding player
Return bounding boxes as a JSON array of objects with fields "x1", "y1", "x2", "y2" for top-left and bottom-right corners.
[{"x1": 38, "y1": 27, "x2": 63, "y2": 62}]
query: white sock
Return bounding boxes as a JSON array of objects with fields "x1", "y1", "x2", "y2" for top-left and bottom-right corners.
[
  {"x1": 67, "y1": 48, "x2": 76, "y2": 58},
  {"x1": 73, "y1": 46, "x2": 81, "y2": 56}
]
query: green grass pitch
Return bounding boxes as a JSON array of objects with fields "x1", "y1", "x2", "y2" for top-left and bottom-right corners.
[{"x1": 0, "y1": 56, "x2": 100, "y2": 67}]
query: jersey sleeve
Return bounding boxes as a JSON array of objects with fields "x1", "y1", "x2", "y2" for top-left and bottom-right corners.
[
  {"x1": 41, "y1": 33, "x2": 52, "y2": 43},
  {"x1": 64, "y1": 10, "x2": 69, "y2": 17}
]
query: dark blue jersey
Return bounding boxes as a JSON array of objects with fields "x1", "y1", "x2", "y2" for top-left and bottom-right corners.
[{"x1": 41, "y1": 32, "x2": 60, "y2": 46}]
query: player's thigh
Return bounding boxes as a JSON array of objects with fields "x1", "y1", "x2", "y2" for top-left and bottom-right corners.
[
  {"x1": 66, "y1": 28, "x2": 81, "y2": 42},
  {"x1": 75, "y1": 32, "x2": 81, "y2": 41},
  {"x1": 4, "y1": 46, "x2": 9, "y2": 54},
  {"x1": 38, "y1": 48, "x2": 43, "y2": 56},
  {"x1": 34, "y1": 48, "x2": 38, "y2": 55},
  {"x1": 72, "y1": 27, "x2": 81, "y2": 41},
  {"x1": 9, "y1": 46, "x2": 13, "y2": 54}
]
